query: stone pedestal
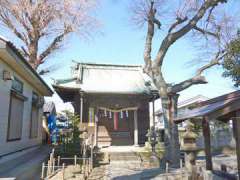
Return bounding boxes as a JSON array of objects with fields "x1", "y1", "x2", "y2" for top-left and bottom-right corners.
[
  {"x1": 184, "y1": 151, "x2": 196, "y2": 172},
  {"x1": 149, "y1": 153, "x2": 160, "y2": 168}
]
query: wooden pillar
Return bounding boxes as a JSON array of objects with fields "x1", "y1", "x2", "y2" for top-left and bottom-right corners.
[
  {"x1": 234, "y1": 111, "x2": 240, "y2": 179},
  {"x1": 134, "y1": 109, "x2": 138, "y2": 146},
  {"x1": 80, "y1": 94, "x2": 83, "y2": 124},
  {"x1": 202, "y1": 116, "x2": 213, "y2": 170},
  {"x1": 152, "y1": 100, "x2": 155, "y2": 128}
]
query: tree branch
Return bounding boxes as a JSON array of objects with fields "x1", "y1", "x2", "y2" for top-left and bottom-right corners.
[
  {"x1": 196, "y1": 52, "x2": 225, "y2": 76},
  {"x1": 143, "y1": 2, "x2": 155, "y2": 75},
  {"x1": 144, "y1": 1, "x2": 162, "y2": 75},
  {"x1": 0, "y1": 11, "x2": 28, "y2": 44},
  {"x1": 38, "y1": 28, "x2": 72, "y2": 65},
  {"x1": 168, "y1": 16, "x2": 188, "y2": 33},
  {"x1": 153, "y1": 0, "x2": 226, "y2": 69},
  {"x1": 169, "y1": 51, "x2": 226, "y2": 94},
  {"x1": 168, "y1": 75, "x2": 207, "y2": 94},
  {"x1": 193, "y1": 25, "x2": 219, "y2": 39}
]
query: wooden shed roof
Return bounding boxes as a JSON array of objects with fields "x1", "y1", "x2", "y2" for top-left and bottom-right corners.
[{"x1": 174, "y1": 90, "x2": 240, "y2": 123}]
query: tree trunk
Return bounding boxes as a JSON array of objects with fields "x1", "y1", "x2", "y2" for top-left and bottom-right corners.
[
  {"x1": 28, "y1": 39, "x2": 39, "y2": 69},
  {"x1": 161, "y1": 93, "x2": 180, "y2": 168}
]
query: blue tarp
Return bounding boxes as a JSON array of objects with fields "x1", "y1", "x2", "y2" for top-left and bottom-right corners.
[{"x1": 48, "y1": 115, "x2": 58, "y2": 143}]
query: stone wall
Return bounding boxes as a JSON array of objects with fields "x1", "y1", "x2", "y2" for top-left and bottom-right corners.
[{"x1": 196, "y1": 129, "x2": 235, "y2": 150}]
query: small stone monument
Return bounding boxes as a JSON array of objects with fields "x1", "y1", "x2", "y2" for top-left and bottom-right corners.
[{"x1": 181, "y1": 121, "x2": 198, "y2": 172}]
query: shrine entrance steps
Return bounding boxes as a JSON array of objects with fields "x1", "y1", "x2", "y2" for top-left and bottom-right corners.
[
  {"x1": 98, "y1": 126, "x2": 112, "y2": 147},
  {"x1": 109, "y1": 152, "x2": 142, "y2": 169},
  {"x1": 97, "y1": 126, "x2": 134, "y2": 147},
  {"x1": 100, "y1": 145, "x2": 145, "y2": 153}
]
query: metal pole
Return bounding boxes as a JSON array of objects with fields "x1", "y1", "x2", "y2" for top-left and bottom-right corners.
[
  {"x1": 90, "y1": 134, "x2": 93, "y2": 170},
  {"x1": 58, "y1": 156, "x2": 60, "y2": 167},
  {"x1": 94, "y1": 114, "x2": 98, "y2": 147},
  {"x1": 47, "y1": 160, "x2": 50, "y2": 177},
  {"x1": 50, "y1": 153, "x2": 53, "y2": 174},
  {"x1": 53, "y1": 158, "x2": 55, "y2": 173},
  {"x1": 62, "y1": 163, "x2": 65, "y2": 180},
  {"x1": 166, "y1": 162, "x2": 169, "y2": 173},
  {"x1": 74, "y1": 155, "x2": 77, "y2": 167},
  {"x1": 41, "y1": 162, "x2": 45, "y2": 179}
]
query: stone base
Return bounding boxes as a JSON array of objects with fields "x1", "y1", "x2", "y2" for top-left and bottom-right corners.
[{"x1": 148, "y1": 154, "x2": 160, "y2": 168}]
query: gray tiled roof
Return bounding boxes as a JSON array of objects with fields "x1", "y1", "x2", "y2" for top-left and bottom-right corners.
[
  {"x1": 53, "y1": 63, "x2": 158, "y2": 95},
  {"x1": 43, "y1": 101, "x2": 56, "y2": 114}
]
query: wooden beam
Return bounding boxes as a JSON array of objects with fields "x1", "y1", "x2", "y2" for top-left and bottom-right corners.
[
  {"x1": 80, "y1": 94, "x2": 83, "y2": 124},
  {"x1": 202, "y1": 117, "x2": 213, "y2": 170},
  {"x1": 152, "y1": 100, "x2": 155, "y2": 127},
  {"x1": 233, "y1": 111, "x2": 240, "y2": 179},
  {"x1": 208, "y1": 99, "x2": 240, "y2": 120}
]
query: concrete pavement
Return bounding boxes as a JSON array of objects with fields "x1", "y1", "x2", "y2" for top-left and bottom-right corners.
[{"x1": 0, "y1": 145, "x2": 51, "y2": 180}]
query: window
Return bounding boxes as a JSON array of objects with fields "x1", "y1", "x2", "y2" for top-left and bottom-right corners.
[
  {"x1": 30, "y1": 92, "x2": 39, "y2": 138},
  {"x1": 7, "y1": 91, "x2": 24, "y2": 141},
  {"x1": 12, "y1": 77, "x2": 23, "y2": 93},
  {"x1": 88, "y1": 107, "x2": 95, "y2": 126}
]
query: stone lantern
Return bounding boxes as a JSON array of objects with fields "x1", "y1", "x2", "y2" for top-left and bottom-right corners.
[
  {"x1": 146, "y1": 126, "x2": 160, "y2": 167},
  {"x1": 181, "y1": 121, "x2": 198, "y2": 172},
  {"x1": 146, "y1": 126, "x2": 158, "y2": 153},
  {"x1": 80, "y1": 127, "x2": 89, "y2": 158}
]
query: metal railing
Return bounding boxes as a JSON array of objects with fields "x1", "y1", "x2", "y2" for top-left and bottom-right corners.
[{"x1": 41, "y1": 134, "x2": 94, "y2": 180}]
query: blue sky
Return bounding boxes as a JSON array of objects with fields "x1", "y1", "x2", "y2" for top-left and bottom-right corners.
[
  {"x1": 2, "y1": 0, "x2": 238, "y2": 112},
  {"x1": 42, "y1": 0, "x2": 238, "y2": 111},
  {"x1": 44, "y1": 1, "x2": 236, "y2": 104}
]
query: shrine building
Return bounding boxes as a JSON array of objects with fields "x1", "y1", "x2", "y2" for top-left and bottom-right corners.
[{"x1": 53, "y1": 63, "x2": 158, "y2": 147}]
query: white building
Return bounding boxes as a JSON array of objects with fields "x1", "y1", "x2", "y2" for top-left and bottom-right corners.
[
  {"x1": 155, "y1": 95, "x2": 209, "y2": 129},
  {"x1": 0, "y1": 36, "x2": 53, "y2": 156}
]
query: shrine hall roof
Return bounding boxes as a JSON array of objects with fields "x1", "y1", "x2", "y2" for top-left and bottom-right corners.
[{"x1": 53, "y1": 62, "x2": 158, "y2": 97}]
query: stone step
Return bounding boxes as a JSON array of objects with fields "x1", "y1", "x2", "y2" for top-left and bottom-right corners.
[
  {"x1": 98, "y1": 139, "x2": 112, "y2": 142},
  {"x1": 98, "y1": 140, "x2": 112, "y2": 143},
  {"x1": 98, "y1": 142, "x2": 111, "y2": 147},
  {"x1": 98, "y1": 135, "x2": 111, "y2": 139}
]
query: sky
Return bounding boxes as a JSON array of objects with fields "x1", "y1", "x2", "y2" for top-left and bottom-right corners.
[{"x1": 2, "y1": 0, "x2": 239, "y2": 112}]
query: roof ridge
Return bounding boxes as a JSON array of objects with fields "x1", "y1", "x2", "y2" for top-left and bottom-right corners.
[
  {"x1": 178, "y1": 95, "x2": 208, "y2": 106},
  {"x1": 198, "y1": 90, "x2": 240, "y2": 106},
  {"x1": 0, "y1": 36, "x2": 53, "y2": 95},
  {"x1": 0, "y1": 35, "x2": 9, "y2": 42},
  {"x1": 76, "y1": 62, "x2": 142, "y2": 68}
]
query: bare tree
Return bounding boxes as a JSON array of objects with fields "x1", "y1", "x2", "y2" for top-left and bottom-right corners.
[
  {"x1": 0, "y1": 0, "x2": 99, "y2": 72},
  {"x1": 130, "y1": 0, "x2": 238, "y2": 167}
]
